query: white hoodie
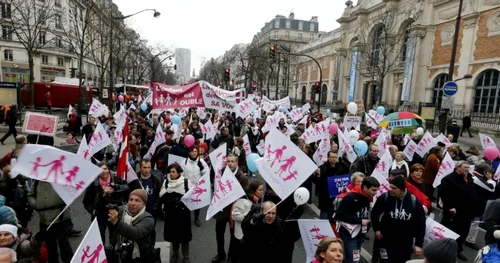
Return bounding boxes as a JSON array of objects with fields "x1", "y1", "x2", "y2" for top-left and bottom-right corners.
[{"x1": 180, "y1": 157, "x2": 209, "y2": 184}]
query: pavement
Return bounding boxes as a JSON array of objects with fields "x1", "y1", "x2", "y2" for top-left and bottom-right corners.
[{"x1": 0, "y1": 129, "x2": 494, "y2": 262}]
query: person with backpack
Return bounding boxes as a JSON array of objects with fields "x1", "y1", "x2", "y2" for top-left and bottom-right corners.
[
  {"x1": 371, "y1": 176, "x2": 426, "y2": 263},
  {"x1": 180, "y1": 147, "x2": 209, "y2": 227},
  {"x1": 334, "y1": 177, "x2": 380, "y2": 263},
  {"x1": 159, "y1": 163, "x2": 192, "y2": 263}
]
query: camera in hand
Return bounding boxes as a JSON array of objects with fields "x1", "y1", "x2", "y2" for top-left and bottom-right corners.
[
  {"x1": 106, "y1": 204, "x2": 119, "y2": 211},
  {"x1": 108, "y1": 183, "x2": 121, "y2": 191},
  {"x1": 116, "y1": 240, "x2": 133, "y2": 261}
]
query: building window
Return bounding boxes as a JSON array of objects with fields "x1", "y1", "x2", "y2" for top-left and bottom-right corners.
[
  {"x1": 432, "y1": 73, "x2": 448, "y2": 106},
  {"x1": 57, "y1": 57, "x2": 64, "y2": 66},
  {"x1": 321, "y1": 84, "x2": 327, "y2": 105},
  {"x1": 274, "y1": 19, "x2": 280, "y2": 28},
  {"x1": 298, "y1": 33, "x2": 302, "y2": 40},
  {"x1": 285, "y1": 31, "x2": 289, "y2": 39},
  {"x1": 310, "y1": 23, "x2": 315, "y2": 31},
  {"x1": 473, "y1": 69, "x2": 500, "y2": 113},
  {"x1": 55, "y1": 15, "x2": 62, "y2": 29},
  {"x1": 286, "y1": 20, "x2": 291, "y2": 29},
  {"x1": 56, "y1": 37, "x2": 63, "y2": 48},
  {"x1": 301, "y1": 86, "x2": 306, "y2": 102},
  {"x1": 1, "y1": 3, "x2": 11, "y2": 19},
  {"x1": 310, "y1": 33, "x2": 314, "y2": 41},
  {"x1": 41, "y1": 55, "x2": 48, "y2": 65},
  {"x1": 371, "y1": 26, "x2": 385, "y2": 66},
  {"x1": 274, "y1": 31, "x2": 278, "y2": 39},
  {"x1": 2, "y1": 25, "x2": 12, "y2": 40},
  {"x1": 401, "y1": 28, "x2": 411, "y2": 62},
  {"x1": 298, "y1": 21, "x2": 303, "y2": 30},
  {"x1": 3, "y1": 49, "x2": 12, "y2": 61},
  {"x1": 39, "y1": 32, "x2": 46, "y2": 45}
]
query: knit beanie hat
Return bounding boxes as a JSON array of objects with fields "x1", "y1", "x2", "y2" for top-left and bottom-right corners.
[
  {"x1": 130, "y1": 189, "x2": 148, "y2": 204},
  {"x1": 390, "y1": 176, "x2": 406, "y2": 191},
  {"x1": 0, "y1": 224, "x2": 17, "y2": 240},
  {"x1": 0, "y1": 196, "x2": 16, "y2": 225},
  {"x1": 423, "y1": 238, "x2": 457, "y2": 263}
]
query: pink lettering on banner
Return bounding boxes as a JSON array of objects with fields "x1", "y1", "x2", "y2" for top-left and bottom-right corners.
[{"x1": 152, "y1": 82, "x2": 204, "y2": 110}]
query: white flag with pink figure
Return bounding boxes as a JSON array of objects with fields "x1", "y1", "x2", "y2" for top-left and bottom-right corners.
[
  {"x1": 372, "y1": 170, "x2": 391, "y2": 201},
  {"x1": 368, "y1": 109, "x2": 385, "y2": 124},
  {"x1": 70, "y1": 219, "x2": 107, "y2": 263},
  {"x1": 256, "y1": 140, "x2": 265, "y2": 155},
  {"x1": 403, "y1": 134, "x2": 411, "y2": 145},
  {"x1": 289, "y1": 108, "x2": 303, "y2": 122},
  {"x1": 235, "y1": 98, "x2": 258, "y2": 119},
  {"x1": 261, "y1": 114, "x2": 279, "y2": 133},
  {"x1": 375, "y1": 149, "x2": 392, "y2": 179},
  {"x1": 113, "y1": 106, "x2": 127, "y2": 129},
  {"x1": 374, "y1": 132, "x2": 388, "y2": 159},
  {"x1": 112, "y1": 129, "x2": 123, "y2": 152},
  {"x1": 302, "y1": 103, "x2": 311, "y2": 113},
  {"x1": 434, "y1": 133, "x2": 452, "y2": 147},
  {"x1": 425, "y1": 217, "x2": 459, "y2": 241},
  {"x1": 200, "y1": 119, "x2": 217, "y2": 141},
  {"x1": 242, "y1": 134, "x2": 252, "y2": 156},
  {"x1": 479, "y1": 133, "x2": 496, "y2": 150},
  {"x1": 206, "y1": 167, "x2": 246, "y2": 220},
  {"x1": 12, "y1": 145, "x2": 102, "y2": 188},
  {"x1": 209, "y1": 143, "x2": 227, "y2": 173},
  {"x1": 403, "y1": 140, "x2": 418, "y2": 161},
  {"x1": 365, "y1": 113, "x2": 378, "y2": 129},
  {"x1": 415, "y1": 132, "x2": 437, "y2": 157},
  {"x1": 87, "y1": 122, "x2": 111, "y2": 157},
  {"x1": 298, "y1": 219, "x2": 336, "y2": 263},
  {"x1": 196, "y1": 107, "x2": 207, "y2": 119},
  {"x1": 182, "y1": 174, "x2": 211, "y2": 211},
  {"x1": 433, "y1": 153, "x2": 455, "y2": 188},
  {"x1": 88, "y1": 99, "x2": 107, "y2": 118},
  {"x1": 77, "y1": 135, "x2": 89, "y2": 159},
  {"x1": 312, "y1": 137, "x2": 331, "y2": 166},
  {"x1": 337, "y1": 129, "x2": 357, "y2": 164},
  {"x1": 300, "y1": 118, "x2": 330, "y2": 144},
  {"x1": 154, "y1": 124, "x2": 166, "y2": 146},
  {"x1": 255, "y1": 128, "x2": 318, "y2": 199}
]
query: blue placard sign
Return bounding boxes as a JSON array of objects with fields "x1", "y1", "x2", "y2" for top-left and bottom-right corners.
[{"x1": 327, "y1": 174, "x2": 351, "y2": 197}]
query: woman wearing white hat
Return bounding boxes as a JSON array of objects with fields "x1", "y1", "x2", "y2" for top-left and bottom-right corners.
[{"x1": 0, "y1": 223, "x2": 44, "y2": 262}]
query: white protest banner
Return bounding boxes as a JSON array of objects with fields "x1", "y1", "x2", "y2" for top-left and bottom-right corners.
[
  {"x1": 374, "y1": 149, "x2": 393, "y2": 179},
  {"x1": 479, "y1": 133, "x2": 496, "y2": 150},
  {"x1": 88, "y1": 99, "x2": 107, "y2": 117},
  {"x1": 298, "y1": 220, "x2": 336, "y2": 263},
  {"x1": 374, "y1": 132, "x2": 388, "y2": 159},
  {"x1": 344, "y1": 116, "x2": 361, "y2": 131},
  {"x1": 301, "y1": 118, "x2": 330, "y2": 144},
  {"x1": 87, "y1": 122, "x2": 111, "y2": 157},
  {"x1": 182, "y1": 174, "x2": 211, "y2": 211},
  {"x1": 302, "y1": 103, "x2": 311, "y2": 113},
  {"x1": 403, "y1": 134, "x2": 411, "y2": 145},
  {"x1": 433, "y1": 152, "x2": 455, "y2": 188},
  {"x1": 168, "y1": 154, "x2": 185, "y2": 166},
  {"x1": 154, "y1": 124, "x2": 166, "y2": 146},
  {"x1": 199, "y1": 81, "x2": 245, "y2": 112},
  {"x1": 368, "y1": 109, "x2": 385, "y2": 124},
  {"x1": 403, "y1": 140, "x2": 418, "y2": 162},
  {"x1": 124, "y1": 162, "x2": 138, "y2": 183},
  {"x1": 256, "y1": 140, "x2": 265, "y2": 155},
  {"x1": 289, "y1": 108, "x2": 303, "y2": 122},
  {"x1": 434, "y1": 133, "x2": 452, "y2": 147},
  {"x1": 70, "y1": 219, "x2": 107, "y2": 263},
  {"x1": 209, "y1": 143, "x2": 227, "y2": 173},
  {"x1": 285, "y1": 123, "x2": 296, "y2": 136},
  {"x1": 12, "y1": 145, "x2": 101, "y2": 188},
  {"x1": 255, "y1": 128, "x2": 317, "y2": 199},
  {"x1": 242, "y1": 134, "x2": 252, "y2": 156},
  {"x1": 196, "y1": 107, "x2": 207, "y2": 119},
  {"x1": 113, "y1": 106, "x2": 127, "y2": 129},
  {"x1": 206, "y1": 167, "x2": 246, "y2": 220},
  {"x1": 365, "y1": 113, "x2": 377, "y2": 129},
  {"x1": 76, "y1": 135, "x2": 89, "y2": 159},
  {"x1": 337, "y1": 129, "x2": 357, "y2": 164},
  {"x1": 23, "y1": 112, "x2": 58, "y2": 137},
  {"x1": 261, "y1": 95, "x2": 291, "y2": 110},
  {"x1": 415, "y1": 132, "x2": 437, "y2": 157},
  {"x1": 200, "y1": 119, "x2": 217, "y2": 141},
  {"x1": 235, "y1": 98, "x2": 258, "y2": 119},
  {"x1": 372, "y1": 170, "x2": 391, "y2": 200},
  {"x1": 143, "y1": 141, "x2": 158, "y2": 160},
  {"x1": 425, "y1": 217, "x2": 460, "y2": 241},
  {"x1": 261, "y1": 114, "x2": 279, "y2": 133},
  {"x1": 112, "y1": 129, "x2": 123, "y2": 152},
  {"x1": 313, "y1": 137, "x2": 331, "y2": 166}
]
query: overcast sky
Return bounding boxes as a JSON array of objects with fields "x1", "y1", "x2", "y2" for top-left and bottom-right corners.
[{"x1": 113, "y1": 0, "x2": 346, "y2": 75}]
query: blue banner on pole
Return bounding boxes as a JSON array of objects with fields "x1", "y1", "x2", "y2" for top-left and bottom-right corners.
[
  {"x1": 348, "y1": 52, "x2": 358, "y2": 101},
  {"x1": 327, "y1": 174, "x2": 352, "y2": 197}
]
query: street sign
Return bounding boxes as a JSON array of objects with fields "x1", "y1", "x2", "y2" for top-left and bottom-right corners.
[
  {"x1": 441, "y1": 96, "x2": 454, "y2": 110},
  {"x1": 443, "y1": 81, "x2": 458, "y2": 96}
]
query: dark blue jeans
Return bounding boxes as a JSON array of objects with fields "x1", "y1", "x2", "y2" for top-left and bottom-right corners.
[{"x1": 339, "y1": 230, "x2": 363, "y2": 263}]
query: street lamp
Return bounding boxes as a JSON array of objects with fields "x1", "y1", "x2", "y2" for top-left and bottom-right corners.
[{"x1": 113, "y1": 9, "x2": 161, "y2": 20}]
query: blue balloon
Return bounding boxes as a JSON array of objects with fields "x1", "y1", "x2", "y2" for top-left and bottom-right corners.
[
  {"x1": 140, "y1": 103, "x2": 148, "y2": 111},
  {"x1": 246, "y1": 153, "x2": 260, "y2": 173},
  {"x1": 171, "y1": 115, "x2": 181, "y2": 125},
  {"x1": 376, "y1": 106, "x2": 385, "y2": 115},
  {"x1": 280, "y1": 106, "x2": 287, "y2": 113},
  {"x1": 326, "y1": 109, "x2": 331, "y2": 114},
  {"x1": 354, "y1": 140, "x2": 368, "y2": 156}
]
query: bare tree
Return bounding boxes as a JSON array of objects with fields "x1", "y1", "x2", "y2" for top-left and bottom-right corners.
[
  {"x1": 8, "y1": 0, "x2": 57, "y2": 108},
  {"x1": 88, "y1": 4, "x2": 112, "y2": 90},
  {"x1": 247, "y1": 45, "x2": 274, "y2": 96},
  {"x1": 199, "y1": 58, "x2": 224, "y2": 85},
  {"x1": 354, "y1": 7, "x2": 416, "y2": 105}
]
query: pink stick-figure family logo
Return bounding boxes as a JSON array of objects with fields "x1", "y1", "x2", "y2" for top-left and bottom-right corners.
[
  {"x1": 430, "y1": 226, "x2": 445, "y2": 239},
  {"x1": 190, "y1": 179, "x2": 208, "y2": 204},
  {"x1": 31, "y1": 155, "x2": 84, "y2": 189},
  {"x1": 81, "y1": 244, "x2": 107, "y2": 263}
]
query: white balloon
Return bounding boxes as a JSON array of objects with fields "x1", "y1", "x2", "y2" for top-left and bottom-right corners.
[
  {"x1": 347, "y1": 102, "x2": 358, "y2": 115},
  {"x1": 293, "y1": 187, "x2": 310, "y2": 205},
  {"x1": 416, "y1": 127, "x2": 424, "y2": 135},
  {"x1": 332, "y1": 113, "x2": 338, "y2": 119},
  {"x1": 348, "y1": 130, "x2": 360, "y2": 145}
]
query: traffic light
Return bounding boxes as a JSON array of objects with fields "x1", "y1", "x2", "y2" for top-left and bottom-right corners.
[
  {"x1": 315, "y1": 81, "x2": 321, "y2": 94},
  {"x1": 224, "y1": 68, "x2": 230, "y2": 81},
  {"x1": 269, "y1": 45, "x2": 276, "y2": 59},
  {"x1": 70, "y1": 68, "x2": 76, "y2": 78}
]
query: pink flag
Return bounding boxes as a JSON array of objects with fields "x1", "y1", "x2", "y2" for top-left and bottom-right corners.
[
  {"x1": 255, "y1": 128, "x2": 318, "y2": 200},
  {"x1": 298, "y1": 220, "x2": 336, "y2": 262},
  {"x1": 181, "y1": 174, "x2": 211, "y2": 211},
  {"x1": 206, "y1": 167, "x2": 246, "y2": 220},
  {"x1": 71, "y1": 219, "x2": 108, "y2": 263}
]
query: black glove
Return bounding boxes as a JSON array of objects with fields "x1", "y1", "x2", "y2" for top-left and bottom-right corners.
[
  {"x1": 252, "y1": 213, "x2": 265, "y2": 225},
  {"x1": 34, "y1": 231, "x2": 47, "y2": 242}
]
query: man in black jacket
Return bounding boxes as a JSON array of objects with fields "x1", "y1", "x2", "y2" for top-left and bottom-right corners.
[
  {"x1": 211, "y1": 127, "x2": 234, "y2": 154},
  {"x1": 461, "y1": 115, "x2": 473, "y2": 137},
  {"x1": 0, "y1": 105, "x2": 17, "y2": 145},
  {"x1": 335, "y1": 177, "x2": 379, "y2": 263},
  {"x1": 350, "y1": 144, "x2": 379, "y2": 175}
]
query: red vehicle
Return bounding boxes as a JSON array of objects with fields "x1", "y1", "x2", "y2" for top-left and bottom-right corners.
[{"x1": 21, "y1": 82, "x2": 94, "y2": 110}]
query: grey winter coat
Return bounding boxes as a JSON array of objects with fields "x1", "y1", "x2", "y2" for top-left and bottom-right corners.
[{"x1": 27, "y1": 181, "x2": 70, "y2": 225}]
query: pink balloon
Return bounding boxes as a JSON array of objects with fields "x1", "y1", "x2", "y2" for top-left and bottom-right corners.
[
  {"x1": 329, "y1": 123, "x2": 338, "y2": 135},
  {"x1": 184, "y1": 135, "x2": 195, "y2": 148},
  {"x1": 484, "y1": 146, "x2": 499, "y2": 161},
  {"x1": 118, "y1": 95, "x2": 124, "y2": 102}
]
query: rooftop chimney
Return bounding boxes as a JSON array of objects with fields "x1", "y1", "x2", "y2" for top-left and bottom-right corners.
[
  {"x1": 310, "y1": 16, "x2": 318, "y2": 22},
  {"x1": 289, "y1": 12, "x2": 295, "y2": 19}
]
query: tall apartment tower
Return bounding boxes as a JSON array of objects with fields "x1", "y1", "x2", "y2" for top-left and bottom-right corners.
[{"x1": 175, "y1": 48, "x2": 191, "y2": 83}]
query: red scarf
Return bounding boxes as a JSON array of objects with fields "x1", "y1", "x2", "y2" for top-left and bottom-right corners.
[
  {"x1": 98, "y1": 175, "x2": 111, "y2": 190},
  {"x1": 410, "y1": 174, "x2": 423, "y2": 184}
]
